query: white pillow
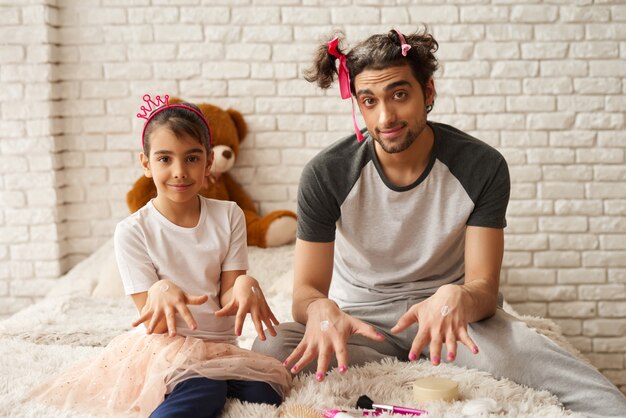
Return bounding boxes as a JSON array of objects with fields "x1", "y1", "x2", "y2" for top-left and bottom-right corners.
[{"x1": 91, "y1": 248, "x2": 125, "y2": 299}]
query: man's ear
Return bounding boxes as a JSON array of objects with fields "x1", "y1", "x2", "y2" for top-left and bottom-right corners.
[
  {"x1": 140, "y1": 152, "x2": 152, "y2": 178},
  {"x1": 425, "y1": 78, "x2": 436, "y2": 104}
]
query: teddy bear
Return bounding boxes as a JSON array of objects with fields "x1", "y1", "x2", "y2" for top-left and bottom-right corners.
[{"x1": 126, "y1": 98, "x2": 297, "y2": 248}]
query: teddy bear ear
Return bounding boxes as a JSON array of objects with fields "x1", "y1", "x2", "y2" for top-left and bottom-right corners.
[
  {"x1": 226, "y1": 109, "x2": 248, "y2": 143},
  {"x1": 168, "y1": 97, "x2": 183, "y2": 104}
]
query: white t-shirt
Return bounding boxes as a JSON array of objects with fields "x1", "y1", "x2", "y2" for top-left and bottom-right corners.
[{"x1": 113, "y1": 196, "x2": 248, "y2": 343}]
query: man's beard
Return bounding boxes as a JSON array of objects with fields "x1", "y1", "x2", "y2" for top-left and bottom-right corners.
[{"x1": 372, "y1": 114, "x2": 427, "y2": 154}]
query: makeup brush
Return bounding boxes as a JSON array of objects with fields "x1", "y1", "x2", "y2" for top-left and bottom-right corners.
[{"x1": 356, "y1": 395, "x2": 427, "y2": 416}]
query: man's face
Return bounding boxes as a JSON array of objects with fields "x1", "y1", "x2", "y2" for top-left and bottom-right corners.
[{"x1": 354, "y1": 64, "x2": 434, "y2": 154}]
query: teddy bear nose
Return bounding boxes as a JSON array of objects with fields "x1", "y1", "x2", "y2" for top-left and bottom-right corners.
[{"x1": 222, "y1": 150, "x2": 232, "y2": 159}]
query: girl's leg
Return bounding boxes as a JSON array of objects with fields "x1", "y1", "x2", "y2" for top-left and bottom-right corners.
[
  {"x1": 227, "y1": 380, "x2": 282, "y2": 406},
  {"x1": 149, "y1": 377, "x2": 227, "y2": 418}
]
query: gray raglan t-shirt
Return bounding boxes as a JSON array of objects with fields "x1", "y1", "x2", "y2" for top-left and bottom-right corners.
[{"x1": 297, "y1": 122, "x2": 510, "y2": 309}]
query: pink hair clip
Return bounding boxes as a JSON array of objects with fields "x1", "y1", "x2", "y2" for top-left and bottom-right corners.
[
  {"x1": 393, "y1": 28, "x2": 411, "y2": 56},
  {"x1": 327, "y1": 37, "x2": 364, "y2": 143},
  {"x1": 136, "y1": 94, "x2": 212, "y2": 148}
]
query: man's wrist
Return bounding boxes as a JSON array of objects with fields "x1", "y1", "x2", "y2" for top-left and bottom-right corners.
[
  {"x1": 305, "y1": 297, "x2": 338, "y2": 317},
  {"x1": 305, "y1": 298, "x2": 324, "y2": 316}
]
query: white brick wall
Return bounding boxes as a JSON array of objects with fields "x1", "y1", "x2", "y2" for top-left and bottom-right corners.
[
  {"x1": 1, "y1": 0, "x2": 625, "y2": 392},
  {"x1": 1, "y1": 0, "x2": 62, "y2": 315}
]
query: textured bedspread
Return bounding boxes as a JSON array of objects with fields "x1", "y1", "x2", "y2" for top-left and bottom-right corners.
[{"x1": 0, "y1": 241, "x2": 582, "y2": 417}]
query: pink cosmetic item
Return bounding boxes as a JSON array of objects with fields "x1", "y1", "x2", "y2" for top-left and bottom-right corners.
[{"x1": 356, "y1": 395, "x2": 427, "y2": 416}]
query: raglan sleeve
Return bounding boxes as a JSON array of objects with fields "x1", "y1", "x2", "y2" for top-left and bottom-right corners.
[
  {"x1": 221, "y1": 203, "x2": 249, "y2": 272},
  {"x1": 296, "y1": 159, "x2": 341, "y2": 242},
  {"x1": 467, "y1": 155, "x2": 510, "y2": 229},
  {"x1": 113, "y1": 221, "x2": 159, "y2": 295}
]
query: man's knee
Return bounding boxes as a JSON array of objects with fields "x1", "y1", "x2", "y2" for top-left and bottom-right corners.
[{"x1": 251, "y1": 322, "x2": 305, "y2": 362}]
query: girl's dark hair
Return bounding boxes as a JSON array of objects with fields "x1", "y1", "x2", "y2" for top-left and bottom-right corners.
[
  {"x1": 142, "y1": 102, "x2": 211, "y2": 155},
  {"x1": 304, "y1": 27, "x2": 439, "y2": 98}
]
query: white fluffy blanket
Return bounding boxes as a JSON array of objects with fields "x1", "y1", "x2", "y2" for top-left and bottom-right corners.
[{"x1": 0, "y1": 241, "x2": 582, "y2": 417}]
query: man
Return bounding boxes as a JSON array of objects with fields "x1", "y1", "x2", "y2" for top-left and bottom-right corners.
[{"x1": 252, "y1": 28, "x2": 626, "y2": 417}]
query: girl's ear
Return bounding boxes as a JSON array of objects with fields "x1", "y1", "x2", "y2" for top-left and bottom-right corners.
[
  {"x1": 203, "y1": 150, "x2": 216, "y2": 188},
  {"x1": 205, "y1": 150, "x2": 214, "y2": 175},
  {"x1": 140, "y1": 152, "x2": 152, "y2": 178}
]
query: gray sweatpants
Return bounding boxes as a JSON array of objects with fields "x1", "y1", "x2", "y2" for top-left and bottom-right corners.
[{"x1": 252, "y1": 298, "x2": 626, "y2": 418}]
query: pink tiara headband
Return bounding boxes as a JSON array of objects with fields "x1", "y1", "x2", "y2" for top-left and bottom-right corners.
[
  {"x1": 326, "y1": 28, "x2": 411, "y2": 143},
  {"x1": 136, "y1": 94, "x2": 212, "y2": 148}
]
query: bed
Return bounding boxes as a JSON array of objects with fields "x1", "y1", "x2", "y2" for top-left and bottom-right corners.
[{"x1": 0, "y1": 241, "x2": 583, "y2": 417}]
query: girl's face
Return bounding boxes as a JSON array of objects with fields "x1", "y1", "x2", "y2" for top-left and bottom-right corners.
[{"x1": 140, "y1": 126, "x2": 212, "y2": 208}]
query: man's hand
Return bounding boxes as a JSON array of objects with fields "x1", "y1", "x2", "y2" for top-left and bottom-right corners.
[
  {"x1": 132, "y1": 279, "x2": 208, "y2": 337},
  {"x1": 390, "y1": 284, "x2": 478, "y2": 365},
  {"x1": 215, "y1": 275, "x2": 279, "y2": 341},
  {"x1": 283, "y1": 298, "x2": 385, "y2": 382}
]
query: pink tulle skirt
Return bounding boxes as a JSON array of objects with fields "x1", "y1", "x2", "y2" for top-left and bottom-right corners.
[{"x1": 30, "y1": 331, "x2": 292, "y2": 417}]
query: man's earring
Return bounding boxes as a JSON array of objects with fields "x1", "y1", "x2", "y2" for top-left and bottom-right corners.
[{"x1": 426, "y1": 102, "x2": 433, "y2": 113}]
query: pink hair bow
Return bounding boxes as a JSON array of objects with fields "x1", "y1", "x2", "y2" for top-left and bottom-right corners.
[
  {"x1": 327, "y1": 37, "x2": 364, "y2": 142},
  {"x1": 393, "y1": 28, "x2": 411, "y2": 56}
]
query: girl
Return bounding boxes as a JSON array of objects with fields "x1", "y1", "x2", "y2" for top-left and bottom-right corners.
[{"x1": 32, "y1": 95, "x2": 292, "y2": 417}]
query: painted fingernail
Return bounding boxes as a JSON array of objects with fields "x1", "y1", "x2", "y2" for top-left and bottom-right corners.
[
  {"x1": 472, "y1": 346, "x2": 479, "y2": 354},
  {"x1": 316, "y1": 372, "x2": 324, "y2": 381},
  {"x1": 375, "y1": 332, "x2": 384, "y2": 338},
  {"x1": 408, "y1": 352, "x2": 417, "y2": 361},
  {"x1": 283, "y1": 360, "x2": 289, "y2": 367},
  {"x1": 338, "y1": 365, "x2": 347, "y2": 374},
  {"x1": 291, "y1": 366, "x2": 298, "y2": 373},
  {"x1": 432, "y1": 356, "x2": 440, "y2": 365},
  {"x1": 447, "y1": 352, "x2": 455, "y2": 361}
]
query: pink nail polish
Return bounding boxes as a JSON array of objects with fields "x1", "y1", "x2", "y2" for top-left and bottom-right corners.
[
  {"x1": 408, "y1": 352, "x2": 417, "y2": 361},
  {"x1": 338, "y1": 365, "x2": 347, "y2": 374},
  {"x1": 291, "y1": 366, "x2": 298, "y2": 373},
  {"x1": 282, "y1": 360, "x2": 289, "y2": 367},
  {"x1": 432, "y1": 356, "x2": 440, "y2": 365},
  {"x1": 316, "y1": 372, "x2": 324, "y2": 381},
  {"x1": 472, "y1": 346, "x2": 479, "y2": 354},
  {"x1": 447, "y1": 352, "x2": 455, "y2": 361}
]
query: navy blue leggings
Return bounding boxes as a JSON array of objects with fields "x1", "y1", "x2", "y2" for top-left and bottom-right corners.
[{"x1": 149, "y1": 377, "x2": 282, "y2": 418}]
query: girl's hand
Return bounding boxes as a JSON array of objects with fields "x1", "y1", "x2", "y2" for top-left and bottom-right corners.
[
  {"x1": 214, "y1": 275, "x2": 279, "y2": 341},
  {"x1": 390, "y1": 284, "x2": 479, "y2": 365},
  {"x1": 283, "y1": 298, "x2": 385, "y2": 382},
  {"x1": 133, "y1": 279, "x2": 209, "y2": 337}
]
